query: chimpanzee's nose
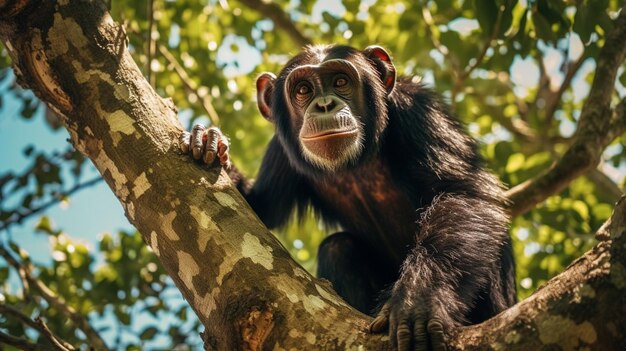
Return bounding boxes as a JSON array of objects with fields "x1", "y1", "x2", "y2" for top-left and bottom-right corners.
[{"x1": 315, "y1": 96, "x2": 337, "y2": 113}]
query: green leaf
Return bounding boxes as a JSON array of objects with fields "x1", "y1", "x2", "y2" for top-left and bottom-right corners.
[
  {"x1": 506, "y1": 153, "x2": 525, "y2": 173},
  {"x1": 592, "y1": 203, "x2": 613, "y2": 221},
  {"x1": 140, "y1": 326, "x2": 159, "y2": 340},
  {"x1": 473, "y1": 0, "x2": 499, "y2": 34},
  {"x1": 571, "y1": 200, "x2": 589, "y2": 221},
  {"x1": 532, "y1": 12, "x2": 553, "y2": 42},
  {"x1": 35, "y1": 216, "x2": 54, "y2": 235}
]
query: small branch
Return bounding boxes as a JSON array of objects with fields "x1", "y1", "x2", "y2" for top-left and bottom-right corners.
[
  {"x1": 34, "y1": 317, "x2": 75, "y2": 351},
  {"x1": 450, "y1": 5, "x2": 503, "y2": 108},
  {"x1": 0, "y1": 245, "x2": 110, "y2": 350},
  {"x1": 506, "y1": 7, "x2": 626, "y2": 217},
  {"x1": 421, "y1": 7, "x2": 457, "y2": 73},
  {"x1": 158, "y1": 44, "x2": 220, "y2": 125},
  {"x1": 146, "y1": 0, "x2": 156, "y2": 87},
  {"x1": 0, "y1": 331, "x2": 41, "y2": 351},
  {"x1": 238, "y1": 0, "x2": 312, "y2": 47},
  {"x1": 0, "y1": 177, "x2": 102, "y2": 232},
  {"x1": 543, "y1": 53, "x2": 586, "y2": 122},
  {"x1": 0, "y1": 305, "x2": 74, "y2": 350},
  {"x1": 0, "y1": 303, "x2": 39, "y2": 330},
  {"x1": 458, "y1": 11, "x2": 503, "y2": 83},
  {"x1": 466, "y1": 90, "x2": 538, "y2": 143}
]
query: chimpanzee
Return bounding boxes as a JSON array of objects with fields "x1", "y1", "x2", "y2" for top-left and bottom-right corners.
[{"x1": 180, "y1": 45, "x2": 516, "y2": 350}]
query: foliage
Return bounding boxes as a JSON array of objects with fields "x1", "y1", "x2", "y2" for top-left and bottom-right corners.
[{"x1": 0, "y1": 0, "x2": 624, "y2": 348}]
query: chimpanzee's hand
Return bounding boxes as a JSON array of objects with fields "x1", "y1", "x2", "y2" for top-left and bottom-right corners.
[
  {"x1": 369, "y1": 287, "x2": 447, "y2": 351},
  {"x1": 179, "y1": 124, "x2": 230, "y2": 168}
]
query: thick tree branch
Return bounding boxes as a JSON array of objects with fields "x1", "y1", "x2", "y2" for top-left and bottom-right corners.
[
  {"x1": 449, "y1": 197, "x2": 626, "y2": 350},
  {"x1": 506, "y1": 7, "x2": 626, "y2": 217},
  {"x1": 238, "y1": 0, "x2": 312, "y2": 47}
]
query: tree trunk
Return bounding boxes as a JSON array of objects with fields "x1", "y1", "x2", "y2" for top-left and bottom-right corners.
[{"x1": 0, "y1": 1, "x2": 624, "y2": 350}]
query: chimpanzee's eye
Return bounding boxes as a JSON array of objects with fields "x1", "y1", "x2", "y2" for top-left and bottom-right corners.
[
  {"x1": 297, "y1": 83, "x2": 311, "y2": 96},
  {"x1": 334, "y1": 77, "x2": 348, "y2": 87}
]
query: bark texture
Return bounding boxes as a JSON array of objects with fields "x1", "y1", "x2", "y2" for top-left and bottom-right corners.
[{"x1": 0, "y1": 1, "x2": 625, "y2": 350}]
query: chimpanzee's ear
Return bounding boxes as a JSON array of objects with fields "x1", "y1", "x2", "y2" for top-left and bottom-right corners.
[
  {"x1": 256, "y1": 73, "x2": 277, "y2": 121},
  {"x1": 363, "y1": 45, "x2": 396, "y2": 93}
]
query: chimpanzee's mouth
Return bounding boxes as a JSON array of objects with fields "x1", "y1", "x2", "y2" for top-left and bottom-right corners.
[{"x1": 301, "y1": 128, "x2": 358, "y2": 141}]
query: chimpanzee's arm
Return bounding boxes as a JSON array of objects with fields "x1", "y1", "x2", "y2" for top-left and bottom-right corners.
[
  {"x1": 370, "y1": 193, "x2": 509, "y2": 351},
  {"x1": 243, "y1": 136, "x2": 310, "y2": 228}
]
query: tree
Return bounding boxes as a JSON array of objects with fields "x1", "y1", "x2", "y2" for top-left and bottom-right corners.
[{"x1": 0, "y1": 0, "x2": 625, "y2": 350}]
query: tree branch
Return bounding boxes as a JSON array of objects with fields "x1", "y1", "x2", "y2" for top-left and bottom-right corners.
[
  {"x1": 543, "y1": 53, "x2": 586, "y2": 122},
  {"x1": 449, "y1": 196, "x2": 626, "y2": 350},
  {"x1": 238, "y1": 0, "x2": 312, "y2": 47},
  {"x1": 0, "y1": 245, "x2": 109, "y2": 350},
  {"x1": 0, "y1": 306, "x2": 75, "y2": 350},
  {"x1": 0, "y1": 303, "x2": 39, "y2": 330},
  {"x1": 0, "y1": 330, "x2": 41, "y2": 351},
  {"x1": 506, "y1": 7, "x2": 626, "y2": 217},
  {"x1": 158, "y1": 44, "x2": 220, "y2": 125},
  {"x1": 0, "y1": 176, "x2": 103, "y2": 232},
  {"x1": 34, "y1": 317, "x2": 75, "y2": 351},
  {"x1": 146, "y1": 0, "x2": 157, "y2": 87}
]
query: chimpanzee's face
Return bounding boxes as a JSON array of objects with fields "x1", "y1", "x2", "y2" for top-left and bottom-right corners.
[
  {"x1": 256, "y1": 45, "x2": 396, "y2": 173},
  {"x1": 282, "y1": 58, "x2": 366, "y2": 170}
]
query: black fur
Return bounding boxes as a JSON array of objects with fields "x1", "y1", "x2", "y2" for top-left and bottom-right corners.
[{"x1": 234, "y1": 45, "x2": 516, "y2": 334}]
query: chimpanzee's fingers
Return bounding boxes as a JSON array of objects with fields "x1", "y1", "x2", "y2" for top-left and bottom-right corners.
[
  {"x1": 427, "y1": 320, "x2": 447, "y2": 351},
  {"x1": 413, "y1": 319, "x2": 428, "y2": 351},
  {"x1": 203, "y1": 127, "x2": 220, "y2": 164},
  {"x1": 217, "y1": 138, "x2": 230, "y2": 167},
  {"x1": 369, "y1": 303, "x2": 390, "y2": 333},
  {"x1": 191, "y1": 124, "x2": 206, "y2": 160},
  {"x1": 179, "y1": 131, "x2": 192, "y2": 154},
  {"x1": 396, "y1": 318, "x2": 412, "y2": 351}
]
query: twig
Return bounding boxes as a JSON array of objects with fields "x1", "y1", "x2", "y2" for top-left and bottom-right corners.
[
  {"x1": 543, "y1": 53, "x2": 586, "y2": 122},
  {"x1": 0, "y1": 306, "x2": 75, "y2": 351},
  {"x1": 158, "y1": 44, "x2": 220, "y2": 125},
  {"x1": 458, "y1": 10, "x2": 503, "y2": 83},
  {"x1": 238, "y1": 0, "x2": 312, "y2": 47},
  {"x1": 0, "y1": 245, "x2": 110, "y2": 350},
  {"x1": 465, "y1": 90, "x2": 538, "y2": 142},
  {"x1": 421, "y1": 6, "x2": 457, "y2": 73},
  {"x1": 146, "y1": 0, "x2": 156, "y2": 87},
  {"x1": 0, "y1": 176, "x2": 102, "y2": 232},
  {"x1": 34, "y1": 317, "x2": 75, "y2": 351},
  {"x1": 506, "y1": 5, "x2": 626, "y2": 217},
  {"x1": 449, "y1": 5, "x2": 503, "y2": 109},
  {"x1": 0, "y1": 330, "x2": 41, "y2": 351},
  {"x1": 0, "y1": 303, "x2": 39, "y2": 330}
]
